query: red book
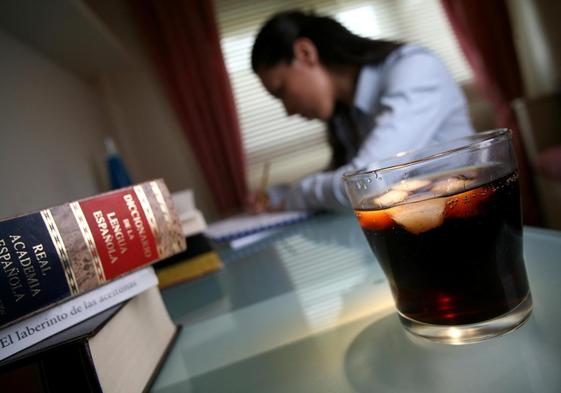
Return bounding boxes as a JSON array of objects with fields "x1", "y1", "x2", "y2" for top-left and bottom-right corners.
[{"x1": 0, "y1": 179, "x2": 185, "y2": 329}]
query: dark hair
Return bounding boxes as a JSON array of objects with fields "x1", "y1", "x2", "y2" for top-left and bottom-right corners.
[{"x1": 251, "y1": 10, "x2": 402, "y2": 72}]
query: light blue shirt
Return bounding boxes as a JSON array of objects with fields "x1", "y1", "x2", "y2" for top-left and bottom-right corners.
[{"x1": 271, "y1": 45, "x2": 475, "y2": 211}]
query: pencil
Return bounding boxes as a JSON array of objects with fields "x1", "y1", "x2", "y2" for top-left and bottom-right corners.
[
  {"x1": 259, "y1": 161, "x2": 271, "y2": 194},
  {"x1": 257, "y1": 161, "x2": 271, "y2": 208}
]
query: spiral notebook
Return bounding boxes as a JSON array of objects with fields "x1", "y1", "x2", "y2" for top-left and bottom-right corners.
[{"x1": 205, "y1": 211, "x2": 314, "y2": 244}]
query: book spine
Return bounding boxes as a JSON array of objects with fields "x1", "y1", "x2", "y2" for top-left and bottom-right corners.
[
  {"x1": 0, "y1": 179, "x2": 185, "y2": 328},
  {"x1": 0, "y1": 267, "x2": 159, "y2": 362},
  {"x1": 156, "y1": 251, "x2": 223, "y2": 289}
]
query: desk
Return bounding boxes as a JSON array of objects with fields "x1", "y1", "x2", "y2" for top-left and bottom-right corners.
[{"x1": 152, "y1": 213, "x2": 561, "y2": 393}]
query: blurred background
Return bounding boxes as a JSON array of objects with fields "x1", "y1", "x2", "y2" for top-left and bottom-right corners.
[{"x1": 0, "y1": 0, "x2": 559, "y2": 228}]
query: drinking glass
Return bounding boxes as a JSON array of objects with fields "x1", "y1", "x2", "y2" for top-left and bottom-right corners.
[{"x1": 343, "y1": 129, "x2": 532, "y2": 344}]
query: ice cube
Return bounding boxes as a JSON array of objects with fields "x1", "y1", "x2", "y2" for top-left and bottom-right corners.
[
  {"x1": 431, "y1": 176, "x2": 475, "y2": 196},
  {"x1": 393, "y1": 178, "x2": 431, "y2": 192},
  {"x1": 407, "y1": 190, "x2": 442, "y2": 202},
  {"x1": 373, "y1": 190, "x2": 408, "y2": 208},
  {"x1": 390, "y1": 198, "x2": 446, "y2": 235}
]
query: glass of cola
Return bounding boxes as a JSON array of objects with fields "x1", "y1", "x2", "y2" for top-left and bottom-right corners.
[{"x1": 343, "y1": 129, "x2": 532, "y2": 344}]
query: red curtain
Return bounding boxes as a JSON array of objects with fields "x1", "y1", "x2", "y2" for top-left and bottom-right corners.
[
  {"x1": 442, "y1": 0, "x2": 542, "y2": 225},
  {"x1": 131, "y1": 0, "x2": 247, "y2": 216}
]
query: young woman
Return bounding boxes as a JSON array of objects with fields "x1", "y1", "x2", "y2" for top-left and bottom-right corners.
[{"x1": 251, "y1": 10, "x2": 474, "y2": 211}]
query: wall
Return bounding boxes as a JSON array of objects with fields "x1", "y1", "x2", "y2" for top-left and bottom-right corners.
[
  {"x1": 87, "y1": 0, "x2": 218, "y2": 221},
  {"x1": 508, "y1": 0, "x2": 561, "y2": 98},
  {"x1": 98, "y1": 69, "x2": 218, "y2": 222},
  {"x1": 0, "y1": 29, "x2": 109, "y2": 218},
  {"x1": 507, "y1": 0, "x2": 561, "y2": 229},
  {"x1": 0, "y1": 0, "x2": 217, "y2": 222}
]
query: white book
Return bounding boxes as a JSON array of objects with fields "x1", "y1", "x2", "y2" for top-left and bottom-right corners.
[
  {"x1": 0, "y1": 267, "x2": 158, "y2": 362},
  {"x1": 171, "y1": 189, "x2": 208, "y2": 236},
  {"x1": 206, "y1": 211, "x2": 313, "y2": 243},
  {"x1": 178, "y1": 210, "x2": 207, "y2": 236}
]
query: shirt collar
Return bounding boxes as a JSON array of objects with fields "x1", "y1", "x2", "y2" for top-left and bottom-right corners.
[
  {"x1": 352, "y1": 45, "x2": 415, "y2": 115},
  {"x1": 352, "y1": 64, "x2": 383, "y2": 116}
]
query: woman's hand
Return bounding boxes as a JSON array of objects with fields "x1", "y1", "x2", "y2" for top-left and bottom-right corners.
[
  {"x1": 246, "y1": 191, "x2": 269, "y2": 214},
  {"x1": 246, "y1": 191, "x2": 285, "y2": 214}
]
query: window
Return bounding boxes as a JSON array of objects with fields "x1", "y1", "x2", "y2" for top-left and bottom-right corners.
[{"x1": 215, "y1": 0, "x2": 472, "y2": 190}]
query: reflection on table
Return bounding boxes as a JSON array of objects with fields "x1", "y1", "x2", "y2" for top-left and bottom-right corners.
[{"x1": 152, "y1": 213, "x2": 561, "y2": 393}]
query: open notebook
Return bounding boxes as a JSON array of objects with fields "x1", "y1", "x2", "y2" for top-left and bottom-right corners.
[{"x1": 205, "y1": 211, "x2": 314, "y2": 245}]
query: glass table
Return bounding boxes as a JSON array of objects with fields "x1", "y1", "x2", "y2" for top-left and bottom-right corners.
[{"x1": 152, "y1": 213, "x2": 561, "y2": 393}]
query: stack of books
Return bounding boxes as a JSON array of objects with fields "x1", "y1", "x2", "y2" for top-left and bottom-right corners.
[
  {"x1": 154, "y1": 189, "x2": 223, "y2": 289},
  {"x1": 0, "y1": 179, "x2": 187, "y2": 392}
]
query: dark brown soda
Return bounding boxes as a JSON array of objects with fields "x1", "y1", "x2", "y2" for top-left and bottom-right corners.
[{"x1": 357, "y1": 171, "x2": 530, "y2": 325}]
